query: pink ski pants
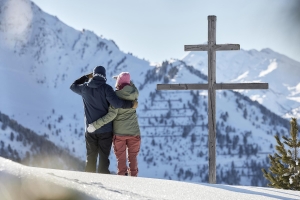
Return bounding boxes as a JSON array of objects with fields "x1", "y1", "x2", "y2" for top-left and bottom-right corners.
[{"x1": 113, "y1": 135, "x2": 141, "y2": 176}]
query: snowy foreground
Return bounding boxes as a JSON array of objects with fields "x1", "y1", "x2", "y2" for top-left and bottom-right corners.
[{"x1": 0, "y1": 158, "x2": 299, "y2": 200}]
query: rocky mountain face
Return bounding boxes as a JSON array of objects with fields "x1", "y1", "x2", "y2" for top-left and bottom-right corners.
[{"x1": 0, "y1": 0, "x2": 298, "y2": 186}]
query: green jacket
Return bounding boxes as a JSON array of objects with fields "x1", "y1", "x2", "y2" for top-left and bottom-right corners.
[{"x1": 92, "y1": 83, "x2": 140, "y2": 136}]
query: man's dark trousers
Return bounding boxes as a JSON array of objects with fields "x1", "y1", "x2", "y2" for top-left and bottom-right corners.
[{"x1": 85, "y1": 131, "x2": 113, "y2": 174}]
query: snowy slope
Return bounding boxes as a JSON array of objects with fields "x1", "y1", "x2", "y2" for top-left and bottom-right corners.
[
  {"x1": 0, "y1": 0, "x2": 152, "y2": 160},
  {"x1": 1, "y1": 157, "x2": 300, "y2": 200},
  {"x1": 135, "y1": 60, "x2": 289, "y2": 186},
  {"x1": 182, "y1": 49, "x2": 300, "y2": 120},
  {"x1": 0, "y1": 111, "x2": 84, "y2": 170},
  {"x1": 0, "y1": 0, "x2": 297, "y2": 187}
]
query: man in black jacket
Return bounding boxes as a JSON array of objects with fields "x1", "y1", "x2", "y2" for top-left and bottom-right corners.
[{"x1": 70, "y1": 66, "x2": 138, "y2": 174}]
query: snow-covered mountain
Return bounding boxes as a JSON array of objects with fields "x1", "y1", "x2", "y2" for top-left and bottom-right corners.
[
  {"x1": 0, "y1": 110, "x2": 84, "y2": 170},
  {"x1": 0, "y1": 0, "x2": 297, "y2": 186},
  {"x1": 0, "y1": 0, "x2": 152, "y2": 160},
  {"x1": 1, "y1": 157, "x2": 299, "y2": 200},
  {"x1": 182, "y1": 49, "x2": 300, "y2": 120}
]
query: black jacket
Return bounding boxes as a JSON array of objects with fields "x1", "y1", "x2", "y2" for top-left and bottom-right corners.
[{"x1": 70, "y1": 75, "x2": 133, "y2": 134}]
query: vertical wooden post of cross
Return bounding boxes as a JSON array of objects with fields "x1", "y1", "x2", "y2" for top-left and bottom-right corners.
[{"x1": 207, "y1": 16, "x2": 217, "y2": 184}]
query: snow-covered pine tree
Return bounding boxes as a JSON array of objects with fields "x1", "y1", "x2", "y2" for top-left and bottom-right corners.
[{"x1": 262, "y1": 118, "x2": 300, "y2": 190}]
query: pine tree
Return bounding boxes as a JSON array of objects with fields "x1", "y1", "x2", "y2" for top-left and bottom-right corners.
[{"x1": 262, "y1": 118, "x2": 300, "y2": 190}]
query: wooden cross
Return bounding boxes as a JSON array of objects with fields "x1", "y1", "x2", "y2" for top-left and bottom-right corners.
[{"x1": 157, "y1": 15, "x2": 268, "y2": 184}]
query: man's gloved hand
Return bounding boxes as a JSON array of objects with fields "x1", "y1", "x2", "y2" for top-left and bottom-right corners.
[
  {"x1": 87, "y1": 124, "x2": 96, "y2": 133},
  {"x1": 132, "y1": 100, "x2": 138, "y2": 109},
  {"x1": 74, "y1": 75, "x2": 89, "y2": 84}
]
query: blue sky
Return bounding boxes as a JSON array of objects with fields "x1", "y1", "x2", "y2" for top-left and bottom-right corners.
[{"x1": 31, "y1": 0, "x2": 300, "y2": 63}]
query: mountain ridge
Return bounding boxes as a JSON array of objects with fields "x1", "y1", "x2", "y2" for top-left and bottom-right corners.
[{"x1": 182, "y1": 48, "x2": 300, "y2": 121}]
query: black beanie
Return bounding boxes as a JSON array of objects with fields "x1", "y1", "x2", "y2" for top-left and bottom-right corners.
[{"x1": 93, "y1": 66, "x2": 106, "y2": 77}]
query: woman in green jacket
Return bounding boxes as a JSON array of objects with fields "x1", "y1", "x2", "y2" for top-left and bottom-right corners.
[{"x1": 87, "y1": 72, "x2": 141, "y2": 176}]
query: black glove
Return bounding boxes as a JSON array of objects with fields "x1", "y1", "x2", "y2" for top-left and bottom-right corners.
[{"x1": 74, "y1": 75, "x2": 89, "y2": 84}]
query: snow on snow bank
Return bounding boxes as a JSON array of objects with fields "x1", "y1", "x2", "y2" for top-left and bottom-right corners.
[{"x1": 1, "y1": 157, "x2": 300, "y2": 200}]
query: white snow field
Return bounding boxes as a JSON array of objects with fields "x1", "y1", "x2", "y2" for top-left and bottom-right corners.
[{"x1": 0, "y1": 157, "x2": 299, "y2": 200}]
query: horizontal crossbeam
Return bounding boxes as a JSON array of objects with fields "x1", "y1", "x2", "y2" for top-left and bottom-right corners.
[
  {"x1": 184, "y1": 44, "x2": 240, "y2": 51},
  {"x1": 215, "y1": 83, "x2": 268, "y2": 90},
  {"x1": 185, "y1": 45, "x2": 208, "y2": 51},
  {"x1": 157, "y1": 84, "x2": 208, "y2": 90},
  {"x1": 157, "y1": 83, "x2": 268, "y2": 90},
  {"x1": 214, "y1": 44, "x2": 240, "y2": 51}
]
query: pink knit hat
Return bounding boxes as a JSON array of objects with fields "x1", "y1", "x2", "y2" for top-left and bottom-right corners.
[{"x1": 115, "y1": 72, "x2": 130, "y2": 90}]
